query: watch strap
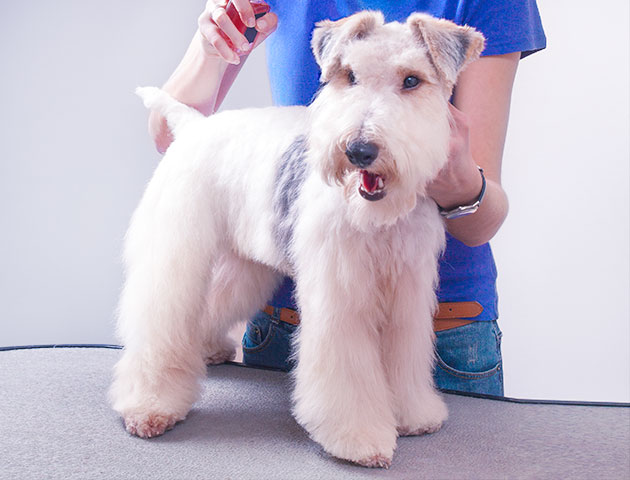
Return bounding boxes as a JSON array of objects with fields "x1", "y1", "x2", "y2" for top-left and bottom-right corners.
[{"x1": 438, "y1": 167, "x2": 486, "y2": 220}]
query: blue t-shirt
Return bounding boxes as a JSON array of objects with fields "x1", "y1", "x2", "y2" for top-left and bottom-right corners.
[{"x1": 264, "y1": 0, "x2": 546, "y2": 321}]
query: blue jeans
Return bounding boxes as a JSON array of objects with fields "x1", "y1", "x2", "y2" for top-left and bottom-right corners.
[
  {"x1": 242, "y1": 309, "x2": 504, "y2": 396},
  {"x1": 433, "y1": 320, "x2": 504, "y2": 396}
]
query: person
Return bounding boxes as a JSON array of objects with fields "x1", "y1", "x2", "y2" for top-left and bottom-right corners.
[{"x1": 149, "y1": 0, "x2": 546, "y2": 396}]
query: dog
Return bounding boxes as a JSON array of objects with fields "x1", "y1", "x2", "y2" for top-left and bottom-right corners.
[{"x1": 110, "y1": 11, "x2": 484, "y2": 468}]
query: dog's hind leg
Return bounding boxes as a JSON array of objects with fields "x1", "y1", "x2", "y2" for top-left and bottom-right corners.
[
  {"x1": 200, "y1": 252, "x2": 281, "y2": 365},
  {"x1": 109, "y1": 155, "x2": 223, "y2": 438}
]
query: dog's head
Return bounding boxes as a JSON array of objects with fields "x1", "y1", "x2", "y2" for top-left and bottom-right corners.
[{"x1": 307, "y1": 11, "x2": 485, "y2": 229}]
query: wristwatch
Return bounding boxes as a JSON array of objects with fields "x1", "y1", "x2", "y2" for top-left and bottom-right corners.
[{"x1": 438, "y1": 167, "x2": 486, "y2": 220}]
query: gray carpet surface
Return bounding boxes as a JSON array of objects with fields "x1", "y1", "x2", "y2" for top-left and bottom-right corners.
[{"x1": 0, "y1": 347, "x2": 628, "y2": 480}]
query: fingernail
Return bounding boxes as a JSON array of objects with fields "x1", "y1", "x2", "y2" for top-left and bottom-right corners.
[
  {"x1": 247, "y1": 17, "x2": 256, "y2": 28},
  {"x1": 257, "y1": 18, "x2": 267, "y2": 30},
  {"x1": 241, "y1": 42, "x2": 251, "y2": 52}
]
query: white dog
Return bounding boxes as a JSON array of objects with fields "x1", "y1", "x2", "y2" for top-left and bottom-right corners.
[{"x1": 110, "y1": 11, "x2": 484, "y2": 468}]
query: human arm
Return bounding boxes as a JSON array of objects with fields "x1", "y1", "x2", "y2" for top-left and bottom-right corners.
[
  {"x1": 149, "y1": 0, "x2": 278, "y2": 153},
  {"x1": 426, "y1": 52, "x2": 520, "y2": 247}
]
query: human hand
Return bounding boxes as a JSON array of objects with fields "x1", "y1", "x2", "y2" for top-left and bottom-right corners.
[
  {"x1": 198, "y1": 0, "x2": 278, "y2": 65},
  {"x1": 426, "y1": 103, "x2": 485, "y2": 211}
]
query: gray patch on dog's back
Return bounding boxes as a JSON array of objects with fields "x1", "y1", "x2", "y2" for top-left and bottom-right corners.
[{"x1": 273, "y1": 136, "x2": 309, "y2": 261}]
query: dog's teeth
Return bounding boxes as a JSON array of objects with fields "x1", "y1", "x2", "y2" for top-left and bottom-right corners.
[{"x1": 377, "y1": 177, "x2": 384, "y2": 189}]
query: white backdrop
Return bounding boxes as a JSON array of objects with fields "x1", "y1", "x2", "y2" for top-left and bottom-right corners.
[{"x1": 0, "y1": 0, "x2": 628, "y2": 402}]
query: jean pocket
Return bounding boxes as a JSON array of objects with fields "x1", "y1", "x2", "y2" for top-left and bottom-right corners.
[
  {"x1": 434, "y1": 353, "x2": 503, "y2": 396},
  {"x1": 242, "y1": 314, "x2": 294, "y2": 371},
  {"x1": 433, "y1": 321, "x2": 504, "y2": 396},
  {"x1": 242, "y1": 320, "x2": 277, "y2": 354},
  {"x1": 435, "y1": 352, "x2": 502, "y2": 380}
]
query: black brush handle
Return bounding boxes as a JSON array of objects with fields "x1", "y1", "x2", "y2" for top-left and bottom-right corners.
[{"x1": 244, "y1": 12, "x2": 267, "y2": 43}]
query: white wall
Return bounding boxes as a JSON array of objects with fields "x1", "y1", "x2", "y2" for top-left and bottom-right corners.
[
  {"x1": 0, "y1": 1, "x2": 627, "y2": 402},
  {"x1": 0, "y1": 0, "x2": 271, "y2": 345},
  {"x1": 495, "y1": 0, "x2": 629, "y2": 402}
]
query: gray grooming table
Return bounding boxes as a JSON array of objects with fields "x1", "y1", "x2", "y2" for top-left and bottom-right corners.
[{"x1": 1, "y1": 346, "x2": 628, "y2": 480}]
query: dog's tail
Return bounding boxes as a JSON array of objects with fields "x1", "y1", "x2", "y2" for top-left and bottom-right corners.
[{"x1": 135, "y1": 86, "x2": 203, "y2": 137}]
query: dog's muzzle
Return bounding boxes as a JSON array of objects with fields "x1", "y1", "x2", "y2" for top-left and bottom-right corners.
[{"x1": 345, "y1": 141, "x2": 387, "y2": 201}]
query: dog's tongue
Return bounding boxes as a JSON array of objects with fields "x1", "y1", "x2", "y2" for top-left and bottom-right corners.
[{"x1": 361, "y1": 170, "x2": 381, "y2": 193}]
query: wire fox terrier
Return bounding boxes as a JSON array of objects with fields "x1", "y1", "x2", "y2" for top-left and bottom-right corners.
[{"x1": 110, "y1": 11, "x2": 485, "y2": 468}]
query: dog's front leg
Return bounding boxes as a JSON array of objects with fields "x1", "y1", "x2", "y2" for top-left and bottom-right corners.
[
  {"x1": 292, "y1": 275, "x2": 397, "y2": 468},
  {"x1": 382, "y1": 263, "x2": 448, "y2": 437}
]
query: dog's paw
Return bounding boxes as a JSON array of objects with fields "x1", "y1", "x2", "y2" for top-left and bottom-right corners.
[
  {"x1": 204, "y1": 346, "x2": 236, "y2": 365},
  {"x1": 397, "y1": 420, "x2": 444, "y2": 436},
  {"x1": 397, "y1": 394, "x2": 448, "y2": 437},
  {"x1": 315, "y1": 429, "x2": 396, "y2": 469},
  {"x1": 355, "y1": 454, "x2": 392, "y2": 469},
  {"x1": 339, "y1": 446, "x2": 395, "y2": 469},
  {"x1": 123, "y1": 411, "x2": 182, "y2": 438},
  {"x1": 204, "y1": 336, "x2": 237, "y2": 366}
]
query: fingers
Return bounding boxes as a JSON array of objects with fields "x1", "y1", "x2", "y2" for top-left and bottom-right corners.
[
  {"x1": 448, "y1": 103, "x2": 468, "y2": 125},
  {"x1": 229, "y1": 0, "x2": 256, "y2": 28},
  {"x1": 198, "y1": 1, "x2": 274, "y2": 64},
  {"x1": 214, "y1": 8, "x2": 252, "y2": 54},
  {"x1": 447, "y1": 102, "x2": 470, "y2": 135},
  {"x1": 198, "y1": 15, "x2": 241, "y2": 64}
]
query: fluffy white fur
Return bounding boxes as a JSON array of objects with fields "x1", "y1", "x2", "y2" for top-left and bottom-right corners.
[{"x1": 110, "y1": 11, "x2": 484, "y2": 468}]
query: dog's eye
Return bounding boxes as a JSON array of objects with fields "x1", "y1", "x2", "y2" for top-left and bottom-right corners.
[
  {"x1": 402, "y1": 75, "x2": 421, "y2": 90},
  {"x1": 348, "y1": 70, "x2": 357, "y2": 85}
]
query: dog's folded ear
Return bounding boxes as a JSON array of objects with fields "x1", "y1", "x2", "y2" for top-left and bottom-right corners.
[
  {"x1": 311, "y1": 11, "x2": 385, "y2": 82},
  {"x1": 407, "y1": 13, "x2": 485, "y2": 88}
]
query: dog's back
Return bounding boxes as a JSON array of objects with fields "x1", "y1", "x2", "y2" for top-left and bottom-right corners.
[{"x1": 136, "y1": 87, "x2": 310, "y2": 271}]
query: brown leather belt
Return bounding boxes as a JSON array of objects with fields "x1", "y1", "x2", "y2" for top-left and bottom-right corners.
[
  {"x1": 434, "y1": 301, "x2": 483, "y2": 331},
  {"x1": 263, "y1": 305, "x2": 300, "y2": 325},
  {"x1": 263, "y1": 301, "x2": 483, "y2": 332}
]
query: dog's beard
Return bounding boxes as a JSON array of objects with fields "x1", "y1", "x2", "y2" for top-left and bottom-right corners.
[{"x1": 312, "y1": 138, "x2": 424, "y2": 229}]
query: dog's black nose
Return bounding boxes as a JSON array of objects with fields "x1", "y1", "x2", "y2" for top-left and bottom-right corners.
[{"x1": 345, "y1": 141, "x2": 379, "y2": 168}]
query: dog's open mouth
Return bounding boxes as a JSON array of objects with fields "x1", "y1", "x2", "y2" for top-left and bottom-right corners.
[{"x1": 358, "y1": 170, "x2": 386, "y2": 201}]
